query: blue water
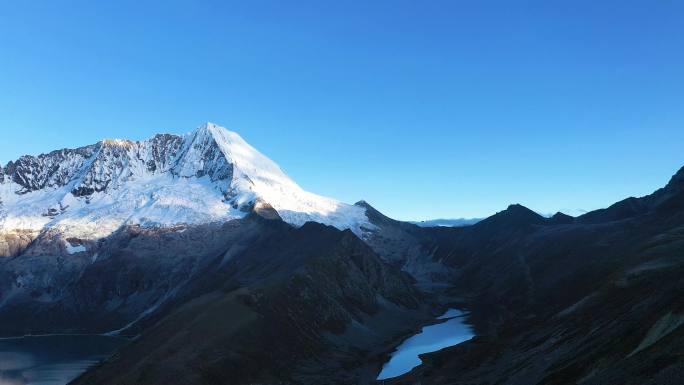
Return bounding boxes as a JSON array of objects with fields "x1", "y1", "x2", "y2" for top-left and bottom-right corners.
[
  {"x1": 377, "y1": 309, "x2": 474, "y2": 380},
  {"x1": 0, "y1": 335, "x2": 126, "y2": 385}
]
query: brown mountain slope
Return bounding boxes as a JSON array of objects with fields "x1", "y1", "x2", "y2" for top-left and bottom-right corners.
[{"x1": 71, "y1": 220, "x2": 431, "y2": 385}]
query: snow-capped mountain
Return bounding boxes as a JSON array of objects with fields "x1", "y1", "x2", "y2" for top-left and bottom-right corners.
[{"x1": 0, "y1": 123, "x2": 371, "y2": 246}]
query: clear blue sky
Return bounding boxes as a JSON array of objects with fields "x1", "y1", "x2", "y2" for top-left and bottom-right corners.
[{"x1": 1, "y1": 1, "x2": 683, "y2": 220}]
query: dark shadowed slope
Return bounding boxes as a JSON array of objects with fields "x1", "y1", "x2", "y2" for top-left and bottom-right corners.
[
  {"x1": 382, "y1": 166, "x2": 684, "y2": 384},
  {"x1": 71, "y1": 218, "x2": 431, "y2": 385}
]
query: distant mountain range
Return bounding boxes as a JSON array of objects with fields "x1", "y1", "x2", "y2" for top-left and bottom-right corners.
[
  {"x1": 411, "y1": 218, "x2": 482, "y2": 227},
  {"x1": 1, "y1": 123, "x2": 682, "y2": 385}
]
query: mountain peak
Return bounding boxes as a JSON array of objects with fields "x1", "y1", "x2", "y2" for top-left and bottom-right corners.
[
  {"x1": 0, "y1": 123, "x2": 373, "y2": 240},
  {"x1": 194, "y1": 122, "x2": 231, "y2": 141},
  {"x1": 502, "y1": 203, "x2": 542, "y2": 218},
  {"x1": 187, "y1": 123, "x2": 298, "y2": 191},
  {"x1": 476, "y1": 203, "x2": 545, "y2": 229},
  {"x1": 195, "y1": 121, "x2": 237, "y2": 137},
  {"x1": 200, "y1": 121, "x2": 218, "y2": 129},
  {"x1": 663, "y1": 165, "x2": 684, "y2": 192},
  {"x1": 549, "y1": 211, "x2": 575, "y2": 224}
]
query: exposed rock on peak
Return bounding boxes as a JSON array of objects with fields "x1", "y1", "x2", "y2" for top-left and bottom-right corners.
[
  {"x1": 251, "y1": 200, "x2": 282, "y2": 221},
  {"x1": 3, "y1": 145, "x2": 98, "y2": 194},
  {"x1": 354, "y1": 200, "x2": 392, "y2": 225}
]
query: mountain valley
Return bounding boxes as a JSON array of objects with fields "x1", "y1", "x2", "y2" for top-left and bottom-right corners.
[{"x1": 0, "y1": 124, "x2": 682, "y2": 384}]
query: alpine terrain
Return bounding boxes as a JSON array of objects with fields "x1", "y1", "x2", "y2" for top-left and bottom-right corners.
[{"x1": 0, "y1": 123, "x2": 682, "y2": 384}]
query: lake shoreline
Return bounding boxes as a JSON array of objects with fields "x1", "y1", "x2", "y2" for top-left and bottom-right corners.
[{"x1": 376, "y1": 308, "x2": 475, "y2": 381}]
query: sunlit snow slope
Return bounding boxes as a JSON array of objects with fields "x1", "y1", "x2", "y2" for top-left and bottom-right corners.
[{"x1": 0, "y1": 123, "x2": 371, "y2": 241}]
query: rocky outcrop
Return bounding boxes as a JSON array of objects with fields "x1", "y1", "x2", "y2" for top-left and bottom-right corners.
[
  {"x1": 0, "y1": 128, "x2": 236, "y2": 198},
  {"x1": 0, "y1": 229, "x2": 38, "y2": 257},
  {"x1": 3, "y1": 146, "x2": 99, "y2": 194}
]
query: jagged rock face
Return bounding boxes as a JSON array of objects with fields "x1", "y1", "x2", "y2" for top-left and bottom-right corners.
[
  {"x1": 142, "y1": 134, "x2": 184, "y2": 173},
  {"x1": 68, "y1": 132, "x2": 233, "y2": 197},
  {"x1": 1, "y1": 129, "x2": 233, "y2": 198},
  {"x1": 4, "y1": 146, "x2": 99, "y2": 194},
  {"x1": 170, "y1": 128, "x2": 234, "y2": 181}
]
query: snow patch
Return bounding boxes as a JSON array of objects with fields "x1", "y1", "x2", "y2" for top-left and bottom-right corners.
[{"x1": 64, "y1": 240, "x2": 86, "y2": 255}]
